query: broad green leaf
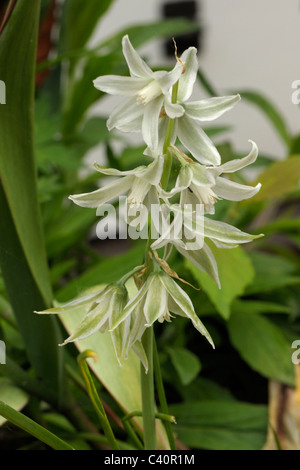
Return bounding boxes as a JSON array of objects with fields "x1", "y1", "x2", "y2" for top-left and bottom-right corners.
[
  {"x1": 0, "y1": 400, "x2": 73, "y2": 450},
  {"x1": 232, "y1": 300, "x2": 291, "y2": 315},
  {"x1": 0, "y1": 0, "x2": 51, "y2": 305},
  {"x1": 0, "y1": 1, "x2": 64, "y2": 394},
  {"x1": 227, "y1": 312, "x2": 295, "y2": 386},
  {"x1": 0, "y1": 378, "x2": 29, "y2": 426},
  {"x1": 169, "y1": 401, "x2": 268, "y2": 450},
  {"x1": 60, "y1": 0, "x2": 115, "y2": 52},
  {"x1": 59, "y1": 286, "x2": 169, "y2": 449},
  {"x1": 186, "y1": 245, "x2": 255, "y2": 319},
  {"x1": 238, "y1": 91, "x2": 291, "y2": 148},
  {"x1": 247, "y1": 156, "x2": 300, "y2": 203},
  {"x1": 167, "y1": 347, "x2": 201, "y2": 386},
  {"x1": 245, "y1": 251, "x2": 300, "y2": 294}
]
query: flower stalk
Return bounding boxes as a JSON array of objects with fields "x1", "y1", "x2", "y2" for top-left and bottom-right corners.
[{"x1": 36, "y1": 34, "x2": 263, "y2": 450}]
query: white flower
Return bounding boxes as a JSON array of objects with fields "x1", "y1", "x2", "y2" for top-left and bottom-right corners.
[
  {"x1": 167, "y1": 47, "x2": 241, "y2": 165},
  {"x1": 151, "y1": 194, "x2": 263, "y2": 287},
  {"x1": 93, "y1": 35, "x2": 185, "y2": 150},
  {"x1": 69, "y1": 154, "x2": 164, "y2": 208},
  {"x1": 35, "y1": 284, "x2": 132, "y2": 366},
  {"x1": 160, "y1": 140, "x2": 261, "y2": 214},
  {"x1": 109, "y1": 270, "x2": 214, "y2": 349}
]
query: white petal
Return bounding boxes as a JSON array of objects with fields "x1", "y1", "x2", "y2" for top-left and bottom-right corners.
[
  {"x1": 177, "y1": 47, "x2": 198, "y2": 102},
  {"x1": 109, "y1": 276, "x2": 155, "y2": 331},
  {"x1": 155, "y1": 64, "x2": 183, "y2": 94},
  {"x1": 160, "y1": 274, "x2": 214, "y2": 347},
  {"x1": 183, "y1": 94, "x2": 240, "y2": 121},
  {"x1": 159, "y1": 165, "x2": 193, "y2": 198},
  {"x1": 177, "y1": 115, "x2": 221, "y2": 166},
  {"x1": 164, "y1": 94, "x2": 185, "y2": 119},
  {"x1": 122, "y1": 35, "x2": 153, "y2": 78},
  {"x1": 190, "y1": 163, "x2": 215, "y2": 187},
  {"x1": 128, "y1": 178, "x2": 151, "y2": 205},
  {"x1": 137, "y1": 155, "x2": 164, "y2": 186},
  {"x1": 142, "y1": 95, "x2": 164, "y2": 149},
  {"x1": 176, "y1": 242, "x2": 221, "y2": 288},
  {"x1": 107, "y1": 97, "x2": 144, "y2": 131},
  {"x1": 36, "y1": 290, "x2": 103, "y2": 314},
  {"x1": 61, "y1": 291, "x2": 117, "y2": 345},
  {"x1": 69, "y1": 175, "x2": 135, "y2": 208},
  {"x1": 93, "y1": 163, "x2": 145, "y2": 177},
  {"x1": 218, "y1": 140, "x2": 259, "y2": 174},
  {"x1": 93, "y1": 75, "x2": 149, "y2": 96},
  {"x1": 143, "y1": 274, "x2": 168, "y2": 325},
  {"x1": 204, "y1": 217, "x2": 263, "y2": 244},
  {"x1": 214, "y1": 177, "x2": 261, "y2": 201}
]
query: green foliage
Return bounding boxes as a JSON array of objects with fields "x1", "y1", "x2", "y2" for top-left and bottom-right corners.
[
  {"x1": 169, "y1": 401, "x2": 268, "y2": 450},
  {"x1": 1, "y1": 0, "x2": 300, "y2": 452},
  {"x1": 228, "y1": 311, "x2": 295, "y2": 386},
  {"x1": 186, "y1": 245, "x2": 255, "y2": 319}
]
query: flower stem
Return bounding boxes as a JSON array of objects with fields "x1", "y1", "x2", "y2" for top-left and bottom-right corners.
[
  {"x1": 141, "y1": 326, "x2": 156, "y2": 449},
  {"x1": 77, "y1": 350, "x2": 119, "y2": 450},
  {"x1": 161, "y1": 81, "x2": 179, "y2": 190},
  {"x1": 153, "y1": 338, "x2": 177, "y2": 450}
]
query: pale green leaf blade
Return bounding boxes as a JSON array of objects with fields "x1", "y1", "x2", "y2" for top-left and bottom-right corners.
[
  {"x1": 186, "y1": 245, "x2": 255, "y2": 319},
  {"x1": 170, "y1": 401, "x2": 268, "y2": 450},
  {"x1": 0, "y1": 378, "x2": 29, "y2": 427},
  {"x1": 227, "y1": 312, "x2": 295, "y2": 386},
  {"x1": 167, "y1": 347, "x2": 201, "y2": 386}
]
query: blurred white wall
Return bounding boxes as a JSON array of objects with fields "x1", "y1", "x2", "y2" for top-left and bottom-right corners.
[{"x1": 90, "y1": 0, "x2": 300, "y2": 159}]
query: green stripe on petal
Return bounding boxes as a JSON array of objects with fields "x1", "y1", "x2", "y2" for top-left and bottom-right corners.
[
  {"x1": 218, "y1": 140, "x2": 259, "y2": 174},
  {"x1": 93, "y1": 75, "x2": 149, "y2": 96},
  {"x1": 69, "y1": 175, "x2": 135, "y2": 208},
  {"x1": 60, "y1": 290, "x2": 118, "y2": 345},
  {"x1": 93, "y1": 163, "x2": 146, "y2": 177},
  {"x1": 143, "y1": 274, "x2": 168, "y2": 325},
  {"x1": 204, "y1": 218, "x2": 263, "y2": 244},
  {"x1": 142, "y1": 95, "x2": 164, "y2": 150},
  {"x1": 107, "y1": 97, "x2": 144, "y2": 131},
  {"x1": 160, "y1": 273, "x2": 214, "y2": 347},
  {"x1": 109, "y1": 276, "x2": 155, "y2": 331},
  {"x1": 214, "y1": 177, "x2": 261, "y2": 201},
  {"x1": 177, "y1": 115, "x2": 221, "y2": 166},
  {"x1": 122, "y1": 35, "x2": 153, "y2": 79},
  {"x1": 177, "y1": 242, "x2": 221, "y2": 288},
  {"x1": 183, "y1": 94, "x2": 240, "y2": 121},
  {"x1": 177, "y1": 47, "x2": 198, "y2": 102},
  {"x1": 159, "y1": 165, "x2": 193, "y2": 198}
]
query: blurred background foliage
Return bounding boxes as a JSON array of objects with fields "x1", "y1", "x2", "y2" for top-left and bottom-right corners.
[{"x1": 0, "y1": 0, "x2": 300, "y2": 450}]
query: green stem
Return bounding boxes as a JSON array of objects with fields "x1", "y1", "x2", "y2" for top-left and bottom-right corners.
[
  {"x1": 141, "y1": 327, "x2": 156, "y2": 450},
  {"x1": 77, "y1": 350, "x2": 119, "y2": 450},
  {"x1": 153, "y1": 339, "x2": 177, "y2": 450},
  {"x1": 161, "y1": 81, "x2": 179, "y2": 190}
]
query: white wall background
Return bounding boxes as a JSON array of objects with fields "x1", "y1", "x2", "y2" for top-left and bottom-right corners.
[{"x1": 90, "y1": 0, "x2": 300, "y2": 159}]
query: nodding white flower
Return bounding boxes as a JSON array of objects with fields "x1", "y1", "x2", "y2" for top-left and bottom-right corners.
[
  {"x1": 151, "y1": 193, "x2": 263, "y2": 287},
  {"x1": 69, "y1": 154, "x2": 164, "y2": 209},
  {"x1": 164, "y1": 46, "x2": 241, "y2": 166},
  {"x1": 35, "y1": 284, "x2": 133, "y2": 366},
  {"x1": 160, "y1": 140, "x2": 261, "y2": 214},
  {"x1": 93, "y1": 35, "x2": 185, "y2": 150},
  {"x1": 110, "y1": 270, "x2": 214, "y2": 349}
]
